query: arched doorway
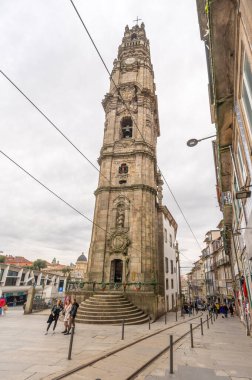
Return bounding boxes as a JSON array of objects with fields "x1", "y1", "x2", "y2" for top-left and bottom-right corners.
[{"x1": 110, "y1": 259, "x2": 123, "y2": 283}]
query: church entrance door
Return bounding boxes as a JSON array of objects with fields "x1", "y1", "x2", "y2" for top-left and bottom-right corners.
[{"x1": 110, "y1": 259, "x2": 123, "y2": 283}]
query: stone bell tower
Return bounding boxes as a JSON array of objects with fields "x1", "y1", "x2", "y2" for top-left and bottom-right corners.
[{"x1": 86, "y1": 23, "x2": 163, "y2": 310}]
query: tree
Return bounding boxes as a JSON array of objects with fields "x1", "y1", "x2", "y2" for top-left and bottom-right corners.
[
  {"x1": 0, "y1": 255, "x2": 5, "y2": 263},
  {"x1": 30, "y1": 259, "x2": 47, "y2": 271},
  {"x1": 62, "y1": 267, "x2": 72, "y2": 278}
]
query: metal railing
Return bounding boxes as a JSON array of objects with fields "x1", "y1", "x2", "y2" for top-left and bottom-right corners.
[{"x1": 66, "y1": 281, "x2": 157, "y2": 293}]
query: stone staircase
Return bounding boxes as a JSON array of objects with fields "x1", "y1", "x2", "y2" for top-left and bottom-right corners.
[{"x1": 76, "y1": 293, "x2": 149, "y2": 325}]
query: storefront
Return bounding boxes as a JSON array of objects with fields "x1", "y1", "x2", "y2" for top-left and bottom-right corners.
[{"x1": 3, "y1": 291, "x2": 27, "y2": 306}]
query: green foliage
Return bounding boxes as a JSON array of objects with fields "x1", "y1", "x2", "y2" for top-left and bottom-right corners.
[
  {"x1": 0, "y1": 255, "x2": 5, "y2": 263},
  {"x1": 30, "y1": 259, "x2": 47, "y2": 271}
]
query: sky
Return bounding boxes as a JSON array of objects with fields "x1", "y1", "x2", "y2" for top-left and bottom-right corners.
[{"x1": 0, "y1": 0, "x2": 222, "y2": 271}]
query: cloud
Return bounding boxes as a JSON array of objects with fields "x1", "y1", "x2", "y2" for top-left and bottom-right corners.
[{"x1": 0, "y1": 0, "x2": 221, "y2": 266}]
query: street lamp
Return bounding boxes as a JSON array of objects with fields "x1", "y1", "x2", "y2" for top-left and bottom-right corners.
[
  {"x1": 236, "y1": 185, "x2": 252, "y2": 200},
  {"x1": 233, "y1": 228, "x2": 252, "y2": 236},
  {"x1": 186, "y1": 134, "x2": 216, "y2": 147}
]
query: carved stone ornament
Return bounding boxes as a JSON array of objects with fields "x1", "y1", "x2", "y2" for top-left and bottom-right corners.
[
  {"x1": 119, "y1": 85, "x2": 136, "y2": 102},
  {"x1": 110, "y1": 232, "x2": 130, "y2": 255}
]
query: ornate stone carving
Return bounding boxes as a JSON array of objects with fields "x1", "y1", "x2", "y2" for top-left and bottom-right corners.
[{"x1": 109, "y1": 231, "x2": 130, "y2": 255}]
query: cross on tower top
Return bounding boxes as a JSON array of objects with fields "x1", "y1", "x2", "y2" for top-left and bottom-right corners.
[{"x1": 133, "y1": 16, "x2": 142, "y2": 26}]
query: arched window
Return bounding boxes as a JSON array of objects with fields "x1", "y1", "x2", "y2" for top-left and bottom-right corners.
[
  {"x1": 121, "y1": 117, "x2": 133, "y2": 139},
  {"x1": 131, "y1": 33, "x2": 137, "y2": 40}
]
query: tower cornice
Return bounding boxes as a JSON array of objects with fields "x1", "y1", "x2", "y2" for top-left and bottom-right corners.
[{"x1": 94, "y1": 183, "x2": 157, "y2": 196}]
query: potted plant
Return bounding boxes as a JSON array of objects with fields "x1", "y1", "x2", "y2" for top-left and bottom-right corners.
[{"x1": 135, "y1": 282, "x2": 141, "y2": 291}]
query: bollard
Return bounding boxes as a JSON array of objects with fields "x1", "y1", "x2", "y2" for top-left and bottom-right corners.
[
  {"x1": 176, "y1": 310, "x2": 178, "y2": 322},
  {"x1": 213, "y1": 313, "x2": 215, "y2": 322},
  {"x1": 149, "y1": 315, "x2": 151, "y2": 330},
  {"x1": 121, "y1": 319, "x2": 125, "y2": 340},
  {"x1": 67, "y1": 326, "x2": 75, "y2": 360},
  {"x1": 190, "y1": 323, "x2": 193, "y2": 348},
  {"x1": 169, "y1": 335, "x2": 174, "y2": 374},
  {"x1": 207, "y1": 315, "x2": 209, "y2": 329},
  {"x1": 165, "y1": 312, "x2": 167, "y2": 325},
  {"x1": 211, "y1": 314, "x2": 213, "y2": 324},
  {"x1": 200, "y1": 318, "x2": 203, "y2": 336}
]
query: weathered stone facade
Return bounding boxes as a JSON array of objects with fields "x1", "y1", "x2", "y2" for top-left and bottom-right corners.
[
  {"x1": 82, "y1": 23, "x2": 167, "y2": 318},
  {"x1": 87, "y1": 23, "x2": 161, "y2": 286}
]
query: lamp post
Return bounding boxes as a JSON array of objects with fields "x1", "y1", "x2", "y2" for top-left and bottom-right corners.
[{"x1": 186, "y1": 135, "x2": 216, "y2": 147}]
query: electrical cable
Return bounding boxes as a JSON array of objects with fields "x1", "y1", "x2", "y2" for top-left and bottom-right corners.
[
  {"x1": 69, "y1": 0, "x2": 203, "y2": 252},
  {"x1": 0, "y1": 149, "x2": 144, "y2": 257},
  {"x1": 0, "y1": 70, "x2": 110, "y2": 185},
  {"x1": 0, "y1": 70, "x2": 142, "y2": 216}
]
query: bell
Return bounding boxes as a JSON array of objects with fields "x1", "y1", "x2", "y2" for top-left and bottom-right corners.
[{"x1": 124, "y1": 126, "x2": 131, "y2": 138}]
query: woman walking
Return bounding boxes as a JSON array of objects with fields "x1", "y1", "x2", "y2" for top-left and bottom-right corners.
[
  {"x1": 45, "y1": 299, "x2": 63, "y2": 335},
  {"x1": 62, "y1": 298, "x2": 72, "y2": 334}
]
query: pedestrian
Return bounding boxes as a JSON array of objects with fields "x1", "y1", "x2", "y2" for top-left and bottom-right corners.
[
  {"x1": 223, "y1": 304, "x2": 228, "y2": 318},
  {"x1": 229, "y1": 304, "x2": 234, "y2": 317},
  {"x1": 45, "y1": 299, "x2": 63, "y2": 335},
  {"x1": 62, "y1": 298, "x2": 72, "y2": 334},
  {"x1": 65, "y1": 298, "x2": 79, "y2": 335},
  {"x1": 214, "y1": 303, "x2": 218, "y2": 318},
  {"x1": 195, "y1": 302, "x2": 198, "y2": 314},
  {"x1": 0, "y1": 297, "x2": 6, "y2": 317}
]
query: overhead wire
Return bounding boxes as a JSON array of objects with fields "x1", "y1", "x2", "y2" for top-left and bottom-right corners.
[
  {"x1": 69, "y1": 0, "x2": 203, "y2": 252},
  {"x1": 0, "y1": 69, "x2": 143, "y2": 221},
  {"x1": 0, "y1": 149, "x2": 145, "y2": 257},
  {"x1": 0, "y1": 70, "x2": 110, "y2": 185}
]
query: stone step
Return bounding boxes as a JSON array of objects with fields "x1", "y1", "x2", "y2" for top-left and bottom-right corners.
[
  {"x1": 77, "y1": 312, "x2": 144, "y2": 320},
  {"x1": 78, "y1": 310, "x2": 143, "y2": 317},
  {"x1": 75, "y1": 314, "x2": 149, "y2": 325},
  {"x1": 78, "y1": 306, "x2": 138, "y2": 313},
  {"x1": 84, "y1": 300, "x2": 132, "y2": 306},
  {"x1": 87, "y1": 296, "x2": 130, "y2": 302},
  {"x1": 76, "y1": 293, "x2": 149, "y2": 325}
]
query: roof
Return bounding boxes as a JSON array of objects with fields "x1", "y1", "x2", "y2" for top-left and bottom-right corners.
[
  {"x1": 77, "y1": 253, "x2": 87, "y2": 262},
  {"x1": 4, "y1": 255, "x2": 32, "y2": 266}
]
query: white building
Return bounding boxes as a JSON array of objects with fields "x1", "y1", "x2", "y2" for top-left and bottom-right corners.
[
  {"x1": 161, "y1": 206, "x2": 179, "y2": 311},
  {"x1": 0, "y1": 263, "x2": 66, "y2": 305}
]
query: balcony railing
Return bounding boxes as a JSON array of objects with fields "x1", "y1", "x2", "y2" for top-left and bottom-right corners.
[{"x1": 215, "y1": 257, "x2": 230, "y2": 267}]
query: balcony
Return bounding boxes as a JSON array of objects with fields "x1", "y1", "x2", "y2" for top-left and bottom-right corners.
[{"x1": 216, "y1": 257, "x2": 230, "y2": 267}]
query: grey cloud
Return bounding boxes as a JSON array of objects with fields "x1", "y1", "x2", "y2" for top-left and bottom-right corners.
[{"x1": 1, "y1": 0, "x2": 221, "y2": 265}]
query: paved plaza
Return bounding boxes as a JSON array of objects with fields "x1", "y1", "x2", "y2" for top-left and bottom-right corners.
[
  {"x1": 1, "y1": 308, "x2": 252, "y2": 380},
  {"x1": 0, "y1": 306, "x2": 178, "y2": 380},
  {"x1": 140, "y1": 315, "x2": 252, "y2": 380}
]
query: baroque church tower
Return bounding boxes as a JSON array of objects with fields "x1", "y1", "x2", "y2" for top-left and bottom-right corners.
[{"x1": 87, "y1": 23, "x2": 164, "y2": 308}]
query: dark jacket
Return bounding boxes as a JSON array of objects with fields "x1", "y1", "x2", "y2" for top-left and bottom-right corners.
[
  {"x1": 47, "y1": 304, "x2": 63, "y2": 323},
  {"x1": 70, "y1": 302, "x2": 79, "y2": 318}
]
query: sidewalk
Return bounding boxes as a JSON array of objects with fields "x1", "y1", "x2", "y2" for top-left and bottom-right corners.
[
  {"x1": 142, "y1": 315, "x2": 252, "y2": 380},
  {"x1": 0, "y1": 306, "x2": 180, "y2": 380}
]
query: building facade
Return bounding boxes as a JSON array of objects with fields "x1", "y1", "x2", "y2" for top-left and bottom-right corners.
[
  {"x1": 83, "y1": 23, "x2": 175, "y2": 318},
  {"x1": 159, "y1": 206, "x2": 179, "y2": 311},
  {"x1": 187, "y1": 228, "x2": 233, "y2": 304},
  {"x1": 187, "y1": 258, "x2": 205, "y2": 303},
  {"x1": 0, "y1": 263, "x2": 66, "y2": 305},
  {"x1": 197, "y1": 0, "x2": 252, "y2": 331}
]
